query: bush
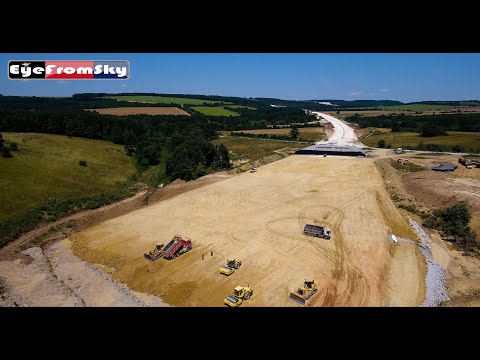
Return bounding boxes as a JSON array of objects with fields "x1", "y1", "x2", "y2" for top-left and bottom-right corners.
[
  {"x1": 9, "y1": 142, "x2": 18, "y2": 151},
  {"x1": 78, "y1": 160, "x2": 87, "y2": 166},
  {"x1": 378, "y1": 139, "x2": 386, "y2": 148},
  {"x1": 1, "y1": 147, "x2": 12, "y2": 158},
  {"x1": 0, "y1": 188, "x2": 135, "y2": 248},
  {"x1": 420, "y1": 124, "x2": 447, "y2": 137},
  {"x1": 423, "y1": 202, "x2": 478, "y2": 251},
  {"x1": 289, "y1": 127, "x2": 299, "y2": 140}
]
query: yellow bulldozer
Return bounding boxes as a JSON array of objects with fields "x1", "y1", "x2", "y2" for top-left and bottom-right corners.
[
  {"x1": 224, "y1": 285, "x2": 253, "y2": 307},
  {"x1": 289, "y1": 279, "x2": 317, "y2": 305},
  {"x1": 219, "y1": 259, "x2": 242, "y2": 276},
  {"x1": 143, "y1": 243, "x2": 164, "y2": 261}
]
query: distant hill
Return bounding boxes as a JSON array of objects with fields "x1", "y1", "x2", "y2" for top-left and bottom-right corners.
[
  {"x1": 311, "y1": 99, "x2": 404, "y2": 107},
  {"x1": 409, "y1": 100, "x2": 480, "y2": 107}
]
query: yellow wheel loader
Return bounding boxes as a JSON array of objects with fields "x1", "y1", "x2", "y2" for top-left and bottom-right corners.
[
  {"x1": 224, "y1": 285, "x2": 253, "y2": 307},
  {"x1": 219, "y1": 259, "x2": 242, "y2": 276},
  {"x1": 289, "y1": 280, "x2": 317, "y2": 305}
]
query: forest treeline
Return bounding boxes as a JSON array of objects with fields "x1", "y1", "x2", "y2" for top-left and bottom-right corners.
[{"x1": 346, "y1": 113, "x2": 480, "y2": 133}]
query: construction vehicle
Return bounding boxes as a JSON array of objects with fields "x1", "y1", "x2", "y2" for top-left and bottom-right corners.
[
  {"x1": 304, "y1": 224, "x2": 331, "y2": 239},
  {"x1": 224, "y1": 285, "x2": 254, "y2": 307},
  {"x1": 219, "y1": 259, "x2": 242, "y2": 276},
  {"x1": 144, "y1": 235, "x2": 192, "y2": 261},
  {"x1": 144, "y1": 243, "x2": 165, "y2": 261},
  {"x1": 289, "y1": 280, "x2": 318, "y2": 305},
  {"x1": 459, "y1": 158, "x2": 474, "y2": 168},
  {"x1": 250, "y1": 167, "x2": 257, "y2": 173}
]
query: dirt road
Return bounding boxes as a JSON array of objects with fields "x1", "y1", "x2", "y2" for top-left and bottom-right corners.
[{"x1": 70, "y1": 155, "x2": 425, "y2": 307}]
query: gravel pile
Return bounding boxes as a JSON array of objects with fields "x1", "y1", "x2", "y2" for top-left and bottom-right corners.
[
  {"x1": 407, "y1": 219, "x2": 449, "y2": 307},
  {"x1": 409, "y1": 219, "x2": 432, "y2": 250},
  {"x1": 46, "y1": 241, "x2": 169, "y2": 307},
  {"x1": 421, "y1": 259, "x2": 449, "y2": 307}
]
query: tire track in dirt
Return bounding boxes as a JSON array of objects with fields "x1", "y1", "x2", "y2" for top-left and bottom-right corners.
[{"x1": 303, "y1": 192, "x2": 373, "y2": 307}]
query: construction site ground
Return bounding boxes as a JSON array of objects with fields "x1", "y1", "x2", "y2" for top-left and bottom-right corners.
[
  {"x1": 371, "y1": 150, "x2": 480, "y2": 306},
  {"x1": 67, "y1": 155, "x2": 425, "y2": 307}
]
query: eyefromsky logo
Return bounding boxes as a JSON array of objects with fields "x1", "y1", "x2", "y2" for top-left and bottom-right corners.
[{"x1": 8, "y1": 60, "x2": 130, "y2": 80}]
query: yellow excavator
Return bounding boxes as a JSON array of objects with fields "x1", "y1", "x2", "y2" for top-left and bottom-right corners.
[
  {"x1": 224, "y1": 286, "x2": 253, "y2": 307},
  {"x1": 289, "y1": 280, "x2": 317, "y2": 305},
  {"x1": 219, "y1": 259, "x2": 242, "y2": 276}
]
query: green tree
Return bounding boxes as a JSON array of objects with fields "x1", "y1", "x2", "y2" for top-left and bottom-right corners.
[
  {"x1": 420, "y1": 124, "x2": 447, "y2": 137},
  {"x1": 216, "y1": 143, "x2": 231, "y2": 169},
  {"x1": 1, "y1": 147, "x2": 12, "y2": 158},
  {"x1": 289, "y1": 127, "x2": 299, "y2": 140},
  {"x1": 377, "y1": 139, "x2": 386, "y2": 148}
]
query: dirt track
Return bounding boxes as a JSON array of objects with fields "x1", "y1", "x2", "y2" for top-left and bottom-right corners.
[{"x1": 71, "y1": 155, "x2": 425, "y2": 307}]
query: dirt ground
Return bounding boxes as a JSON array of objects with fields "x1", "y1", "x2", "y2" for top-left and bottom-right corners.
[
  {"x1": 372, "y1": 151, "x2": 480, "y2": 306},
  {"x1": 70, "y1": 155, "x2": 425, "y2": 307},
  {"x1": 86, "y1": 107, "x2": 190, "y2": 116},
  {"x1": 0, "y1": 241, "x2": 167, "y2": 307},
  {"x1": 0, "y1": 173, "x2": 231, "y2": 307},
  {"x1": 391, "y1": 153, "x2": 480, "y2": 241}
]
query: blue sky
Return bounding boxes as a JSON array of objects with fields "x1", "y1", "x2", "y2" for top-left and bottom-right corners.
[{"x1": 1, "y1": 53, "x2": 479, "y2": 102}]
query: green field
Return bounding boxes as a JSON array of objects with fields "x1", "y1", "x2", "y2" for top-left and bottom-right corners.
[
  {"x1": 109, "y1": 95, "x2": 222, "y2": 105},
  {"x1": 225, "y1": 105, "x2": 256, "y2": 110},
  {"x1": 0, "y1": 133, "x2": 135, "y2": 223},
  {"x1": 380, "y1": 104, "x2": 453, "y2": 111},
  {"x1": 193, "y1": 106, "x2": 240, "y2": 116},
  {"x1": 362, "y1": 130, "x2": 480, "y2": 150},
  {"x1": 234, "y1": 127, "x2": 326, "y2": 141},
  {"x1": 212, "y1": 136, "x2": 305, "y2": 161}
]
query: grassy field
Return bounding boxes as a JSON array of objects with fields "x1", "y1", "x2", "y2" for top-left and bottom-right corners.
[
  {"x1": 380, "y1": 104, "x2": 453, "y2": 111},
  {"x1": 234, "y1": 127, "x2": 326, "y2": 141},
  {"x1": 0, "y1": 133, "x2": 135, "y2": 223},
  {"x1": 361, "y1": 130, "x2": 480, "y2": 150},
  {"x1": 225, "y1": 105, "x2": 256, "y2": 110},
  {"x1": 192, "y1": 106, "x2": 239, "y2": 116},
  {"x1": 212, "y1": 136, "x2": 306, "y2": 161},
  {"x1": 87, "y1": 107, "x2": 190, "y2": 116},
  {"x1": 109, "y1": 95, "x2": 222, "y2": 105}
]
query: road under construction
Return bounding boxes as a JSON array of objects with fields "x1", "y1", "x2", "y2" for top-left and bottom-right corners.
[{"x1": 70, "y1": 151, "x2": 425, "y2": 306}]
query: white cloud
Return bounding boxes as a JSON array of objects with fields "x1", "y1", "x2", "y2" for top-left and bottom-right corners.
[
  {"x1": 350, "y1": 91, "x2": 362, "y2": 96},
  {"x1": 121, "y1": 84, "x2": 127, "y2": 87},
  {"x1": 379, "y1": 88, "x2": 389, "y2": 92}
]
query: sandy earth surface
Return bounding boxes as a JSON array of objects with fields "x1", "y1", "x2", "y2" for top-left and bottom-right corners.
[
  {"x1": 86, "y1": 107, "x2": 190, "y2": 116},
  {"x1": 70, "y1": 155, "x2": 425, "y2": 307},
  {"x1": 3, "y1": 113, "x2": 477, "y2": 307},
  {"x1": 0, "y1": 241, "x2": 167, "y2": 307},
  {"x1": 0, "y1": 174, "x2": 231, "y2": 307},
  {"x1": 373, "y1": 154, "x2": 480, "y2": 306}
]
